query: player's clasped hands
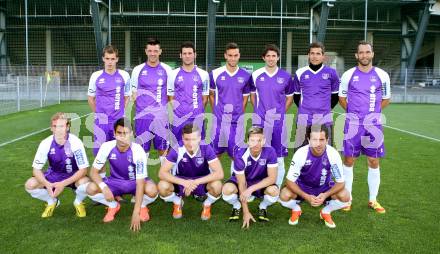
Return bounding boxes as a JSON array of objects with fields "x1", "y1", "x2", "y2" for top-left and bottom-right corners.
[
  {"x1": 307, "y1": 193, "x2": 326, "y2": 207},
  {"x1": 51, "y1": 182, "x2": 66, "y2": 198},
  {"x1": 183, "y1": 179, "x2": 199, "y2": 196}
]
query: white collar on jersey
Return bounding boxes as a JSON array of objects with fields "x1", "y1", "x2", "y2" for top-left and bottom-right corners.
[
  {"x1": 247, "y1": 148, "x2": 262, "y2": 161},
  {"x1": 185, "y1": 146, "x2": 200, "y2": 158},
  {"x1": 264, "y1": 67, "x2": 279, "y2": 78},
  {"x1": 225, "y1": 66, "x2": 239, "y2": 77}
]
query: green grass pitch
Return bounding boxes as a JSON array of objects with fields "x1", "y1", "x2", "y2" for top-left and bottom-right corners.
[{"x1": 0, "y1": 101, "x2": 439, "y2": 253}]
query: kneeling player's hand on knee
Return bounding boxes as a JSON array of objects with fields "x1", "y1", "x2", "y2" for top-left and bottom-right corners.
[{"x1": 52, "y1": 182, "x2": 65, "y2": 198}]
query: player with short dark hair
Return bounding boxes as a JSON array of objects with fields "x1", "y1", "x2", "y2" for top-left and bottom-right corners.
[{"x1": 158, "y1": 123, "x2": 224, "y2": 220}]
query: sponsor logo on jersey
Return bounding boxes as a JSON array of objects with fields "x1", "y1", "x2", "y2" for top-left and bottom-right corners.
[
  {"x1": 370, "y1": 85, "x2": 376, "y2": 93},
  {"x1": 322, "y1": 158, "x2": 327, "y2": 166},
  {"x1": 322, "y1": 73, "x2": 330, "y2": 80},
  {"x1": 110, "y1": 153, "x2": 117, "y2": 160},
  {"x1": 320, "y1": 168, "x2": 327, "y2": 186},
  {"x1": 277, "y1": 77, "x2": 285, "y2": 84},
  {"x1": 127, "y1": 155, "x2": 132, "y2": 163},
  {"x1": 196, "y1": 157, "x2": 204, "y2": 165},
  {"x1": 128, "y1": 165, "x2": 134, "y2": 172},
  {"x1": 258, "y1": 159, "x2": 267, "y2": 166},
  {"x1": 65, "y1": 158, "x2": 71, "y2": 165},
  {"x1": 74, "y1": 150, "x2": 85, "y2": 165},
  {"x1": 330, "y1": 164, "x2": 342, "y2": 181}
]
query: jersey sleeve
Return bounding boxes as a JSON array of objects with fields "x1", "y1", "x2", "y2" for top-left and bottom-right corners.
[
  {"x1": 132, "y1": 144, "x2": 148, "y2": 179},
  {"x1": 285, "y1": 74, "x2": 294, "y2": 97},
  {"x1": 376, "y1": 68, "x2": 391, "y2": 99},
  {"x1": 327, "y1": 146, "x2": 344, "y2": 183},
  {"x1": 209, "y1": 71, "x2": 216, "y2": 91},
  {"x1": 121, "y1": 70, "x2": 131, "y2": 96},
  {"x1": 87, "y1": 71, "x2": 101, "y2": 97},
  {"x1": 165, "y1": 148, "x2": 178, "y2": 164},
  {"x1": 331, "y1": 69, "x2": 340, "y2": 94},
  {"x1": 201, "y1": 70, "x2": 210, "y2": 96},
  {"x1": 167, "y1": 69, "x2": 177, "y2": 96},
  {"x1": 232, "y1": 148, "x2": 246, "y2": 175},
  {"x1": 205, "y1": 145, "x2": 218, "y2": 164},
  {"x1": 293, "y1": 73, "x2": 301, "y2": 94},
  {"x1": 32, "y1": 137, "x2": 52, "y2": 170},
  {"x1": 286, "y1": 148, "x2": 307, "y2": 182},
  {"x1": 130, "y1": 64, "x2": 142, "y2": 93},
  {"x1": 70, "y1": 135, "x2": 89, "y2": 169},
  {"x1": 339, "y1": 68, "x2": 355, "y2": 98},
  {"x1": 92, "y1": 141, "x2": 114, "y2": 170},
  {"x1": 266, "y1": 147, "x2": 278, "y2": 168},
  {"x1": 242, "y1": 74, "x2": 251, "y2": 96}
]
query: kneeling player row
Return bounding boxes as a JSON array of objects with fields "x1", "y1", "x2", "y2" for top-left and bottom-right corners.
[{"x1": 26, "y1": 114, "x2": 351, "y2": 231}]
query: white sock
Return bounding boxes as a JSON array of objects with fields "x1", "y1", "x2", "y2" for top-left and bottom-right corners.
[
  {"x1": 159, "y1": 156, "x2": 165, "y2": 165},
  {"x1": 343, "y1": 164, "x2": 354, "y2": 198},
  {"x1": 26, "y1": 188, "x2": 56, "y2": 205},
  {"x1": 322, "y1": 199, "x2": 348, "y2": 214},
  {"x1": 276, "y1": 157, "x2": 285, "y2": 187},
  {"x1": 259, "y1": 194, "x2": 279, "y2": 210},
  {"x1": 141, "y1": 194, "x2": 158, "y2": 207},
  {"x1": 222, "y1": 193, "x2": 241, "y2": 209},
  {"x1": 161, "y1": 192, "x2": 182, "y2": 205},
  {"x1": 203, "y1": 193, "x2": 220, "y2": 206},
  {"x1": 368, "y1": 167, "x2": 380, "y2": 202},
  {"x1": 99, "y1": 172, "x2": 107, "y2": 178},
  {"x1": 230, "y1": 161, "x2": 235, "y2": 176},
  {"x1": 89, "y1": 193, "x2": 118, "y2": 208},
  {"x1": 279, "y1": 199, "x2": 301, "y2": 211},
  {"x1": 74, "y1": 182, "x2": 89, "y2": 205}
]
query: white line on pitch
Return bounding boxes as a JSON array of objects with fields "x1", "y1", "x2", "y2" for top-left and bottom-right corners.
[
  {"x1": 333, "y1": 111, "x2": 440, "y2": 142},
  {"x1": 0, "y1": 113, "x2": 91, "y2": 148}
]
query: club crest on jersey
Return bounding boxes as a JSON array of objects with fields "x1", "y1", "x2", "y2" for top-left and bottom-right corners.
[
  {"x1": 127, "y1": 155, "x2": 132, "y2": 163},
  {"x1": 221, "y1": 76, "x2": 226, "y2": 81},
  {"x1": 260, "y1": 77, "x2": 265, "y2": 81},
  {"x1": 177, "y1": 76, "x2": 184, "y2": 82},
  {"x1": 258, "y1": 159, "x2": 267, "y2": 166},
  {"x1": 304, "y1": 75, "x2": 309, "y2": 79},
  {"x1": 370, "y1": 85, "x2": 376, "y2": 93},
  {"x1": 110, "y1": 153, "x2": 117, "y2": 160},
  {"x1": 247, "y1": 161, "x2": 252, "y2": 166},
  {"x1": 237, "y1": 77, "x2": 245, "y2": 83},
  {"x1": 322, "y1": 73, "x2": 330, "y2": 80},
  {"x1": 50, "y1": 148, "x2": 56, "y2": 155},
  {"x1": 322, "y1": 159, "x2": 327, "y2": 166},
  {"x1": 115, "y1": 78, "x2": 123, "y2": 84},
  {"x1": 141, "y1": 70, "x2": 148, "y2": 76},
  {"x1": 193, "y1": 75, "x2": 200, "y2": 82},
  {"x1": 353, "y1": 76, "x2": 359, "y2": 82},
  {"x1": 98, "y1": 78, "x2": 105, "y2": 84},
  {"x1": 157, "y1": 69, "x2": 164, "y2": 76},
  {"x1": 305, "y1": 159, "x2": 312, "y2": 166},
  {"x1": 196, "y1": 157, "x2": 204, "y2": 165},
  {"x1": 277, "y1": 77, "x2": 285, "y2": 84},
  {"x1": 182, "y1": 157, "x2": 188, "y2": 162},
  {"x1": 369, "y1": 76, "x2": 377, "y2": 83}
]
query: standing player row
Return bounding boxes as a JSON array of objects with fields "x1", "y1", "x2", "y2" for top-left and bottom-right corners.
[{"x1": 87, "y1": 39, "x2": 390, "y2": 216}]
